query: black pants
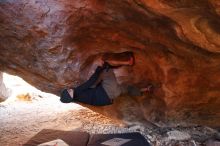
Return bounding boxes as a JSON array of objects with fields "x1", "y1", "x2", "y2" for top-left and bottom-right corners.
[{"x1": 73, "y1": 67, "x2": 112, "y2": 106}]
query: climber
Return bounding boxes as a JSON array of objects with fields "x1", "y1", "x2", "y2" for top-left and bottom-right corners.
[{"x1": 60, "y1": 52, "x2": 153, "y2": 106}]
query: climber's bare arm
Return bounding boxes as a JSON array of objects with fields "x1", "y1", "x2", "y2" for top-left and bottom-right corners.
[{"x1": 103, "y1": 57, "x2": 134, "y2": 66}]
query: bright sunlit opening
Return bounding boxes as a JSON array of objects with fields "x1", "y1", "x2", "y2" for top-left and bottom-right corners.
[{"x1": 1, "y1": 73, "x2": 83, "y2": 111}]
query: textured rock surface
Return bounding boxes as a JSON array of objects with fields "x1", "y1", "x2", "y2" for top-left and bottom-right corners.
[
  {"x1": 0, "y1": 72, "x2": 10, "y2": 101},
  {"x1": 0, "y1": 0, "x2": 220, "y2": 126}
]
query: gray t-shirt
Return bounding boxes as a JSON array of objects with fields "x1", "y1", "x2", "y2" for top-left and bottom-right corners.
[
  {"x1": 102, "y1": 69, "x2": 121, "y2": 99},
  {"x1": 101, "y1": 69, "x2": 142, "y2": 99}
]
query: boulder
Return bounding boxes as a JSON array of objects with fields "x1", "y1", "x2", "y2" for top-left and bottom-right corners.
[{"x1": 0, "y1": 0, "x2": 220, "y2": 126}]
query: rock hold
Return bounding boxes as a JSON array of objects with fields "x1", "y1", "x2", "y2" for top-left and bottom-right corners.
[{"x1": 166, "y1": 130, "x2": 191, "y2": 141}]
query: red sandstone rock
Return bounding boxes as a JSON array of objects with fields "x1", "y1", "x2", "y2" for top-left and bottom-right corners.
[{"x1": 0, "y1": 0, "x2": 220, "y2": 126}]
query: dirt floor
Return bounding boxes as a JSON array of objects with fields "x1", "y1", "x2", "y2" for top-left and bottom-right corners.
[
  {"x1": 0, "y1": 73, "x2": 220, "y2": 146},
  {"x1": 0, "y1": 95, "x2": 124, "y2": 145}
]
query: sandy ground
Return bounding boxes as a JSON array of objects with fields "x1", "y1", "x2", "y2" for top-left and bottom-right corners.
[
  {"x1": 1, "y1": 73, "x2": 219, "y2": 146},
  {"x1": 0, "y1": 96, "x2": 130, "y2": 145}
]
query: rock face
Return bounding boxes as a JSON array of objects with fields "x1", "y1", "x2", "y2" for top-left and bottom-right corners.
[
  {"x1": 0, "y1": 0, "x2": 220, "y2": 126},
  {"x1": 0, "y1": 72, "x2": 10, "y2": 101}
]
